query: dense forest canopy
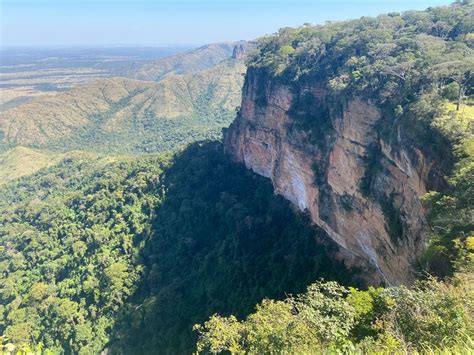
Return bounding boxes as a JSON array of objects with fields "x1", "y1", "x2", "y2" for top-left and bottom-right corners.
[
  {"x1": 0, "y1": 144, "x2": 354, "y2": 353},
  {"x1": 248, "y1": 1, "x2": 473, "y2": 101},
  {"x1": 0, "y1": 153, "x2": 170, "y2": 353}
]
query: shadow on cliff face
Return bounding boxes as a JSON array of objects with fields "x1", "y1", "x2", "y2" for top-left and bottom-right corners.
[{"x1": 109, "y1": 141, "x2": 361, "y2": 354}]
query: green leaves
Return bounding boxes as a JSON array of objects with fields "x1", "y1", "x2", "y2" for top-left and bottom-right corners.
[
  {"x1": 248, "y1": 1, "x2": 473, "y2": 118},
  {"x1": 194, "y1": 315, "x2": 244, "y2": 354},
  {"x1": 0, "y1": 154, "x2": 167, "y2": 353},
  {"x1": 381, "y1": 279, "x2": 471, "y2": 349},
  {"x1": 296, "y1": 281, "x2": 354, "y2": 347},
  {"x1": 195, "y1": 278, "x2": 473, "y2": 354}
]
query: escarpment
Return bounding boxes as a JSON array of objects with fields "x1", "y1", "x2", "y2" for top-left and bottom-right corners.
[{"x1": 224, "y1": 68, "x2": 447, "y2": 285}]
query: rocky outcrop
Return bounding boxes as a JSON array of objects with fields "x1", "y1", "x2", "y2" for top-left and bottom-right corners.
[
  {"x1": 224, "y1": 68, "x2": 446, "y2": 285},
  {"x1": 232, "y1": 41, "x2": 257, "y2": 60}
]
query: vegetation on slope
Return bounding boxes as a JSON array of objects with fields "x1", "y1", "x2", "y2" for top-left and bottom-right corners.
[
  {"x1": 0, "y1": 60, "x2": 245, "y2": 155},
  {"x1": 248, "y1": 2, "x2": 473, "y2": 97},
  {"x1": 195, "y1": 276, "x2": 473, "y2": 353},
  {"x1": 0, "y1": 147, "x2": 62, "y2": 185},
  {"x1": 0, "y1": 143, "x2": 354, "y2": 354},
  {"x1": 420, "y1": 101, "x2": 474, "y2": 277}
]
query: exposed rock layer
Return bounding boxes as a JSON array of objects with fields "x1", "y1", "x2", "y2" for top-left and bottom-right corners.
[{"x1": 224, "y1": 68, "x2": 445, "y2": 285}]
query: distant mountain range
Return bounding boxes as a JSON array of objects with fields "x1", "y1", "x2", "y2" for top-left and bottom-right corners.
[{"x1": 0, "y1": 42, "x2": 255, "y2": 158}]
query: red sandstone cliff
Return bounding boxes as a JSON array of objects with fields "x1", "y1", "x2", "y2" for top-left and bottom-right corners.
[{"x1": 224, "y1": 68, "x2": 446, "y2": 285}]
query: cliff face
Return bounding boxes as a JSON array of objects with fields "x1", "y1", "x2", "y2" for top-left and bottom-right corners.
[
  {"x1": 224, "y1": 68, "x2": 446, "y2": 285},
  {"x1": 231, "y1": 42, "x2": 256, "y2": 60}
]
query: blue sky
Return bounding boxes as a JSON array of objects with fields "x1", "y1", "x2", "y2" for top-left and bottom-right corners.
[{"x1": 1, "y1": 0, "x2": 454, "y2": 47}]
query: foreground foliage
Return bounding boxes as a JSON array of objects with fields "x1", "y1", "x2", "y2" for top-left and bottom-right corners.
[{"x1": 195, "y1": 276, "x2": 473, "y2": 354}]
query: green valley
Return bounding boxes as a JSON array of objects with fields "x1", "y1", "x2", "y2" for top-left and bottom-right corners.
[{"x1": 0, "y1": 1, "x2": 473, "y2": 354}]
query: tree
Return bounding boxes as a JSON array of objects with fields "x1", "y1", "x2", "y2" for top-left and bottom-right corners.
[{"x1": 434, "y1": 59, "x2": 474, "y2": 110}]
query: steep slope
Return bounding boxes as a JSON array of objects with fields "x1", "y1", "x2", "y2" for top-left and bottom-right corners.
[
  {"x1": 225, "y1": 79, "x2": 437, "y2": 285},
  {"x1": 103, "y1": 60, "x2": 245, "y2": 132},
  {"x1": 224, "y1": 3, "x2": 473, "y2": 285},
  {"x1": 0, "y1": 60, "x2": 246, "y2": 154}
]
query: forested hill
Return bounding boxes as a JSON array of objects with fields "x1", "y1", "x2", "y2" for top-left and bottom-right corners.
[
  {"x1": 0, "y1": 60, "x2": 246, "y2": 155},
  {"x1": 235, "y1": 0, "x2": 473, "y2": 280},
  {"x1": 0, "y1": 42, "x2": 251, "y2": 185}
]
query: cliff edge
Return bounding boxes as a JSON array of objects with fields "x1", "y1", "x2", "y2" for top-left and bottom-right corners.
[{"x1": 224, "y1": 68, "x2": 447, "y2": 285}]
